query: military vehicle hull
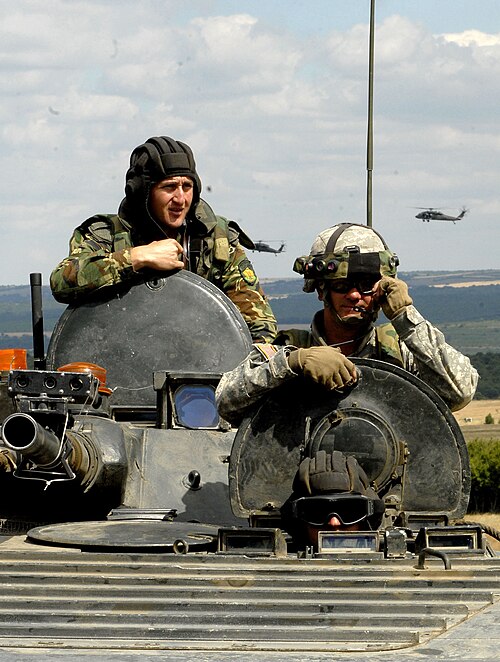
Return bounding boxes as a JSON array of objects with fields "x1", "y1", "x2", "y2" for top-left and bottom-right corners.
[
  {"x1": 0, "y1": 272, "x2": 498, "y2": 661},
  {"x1": 0, "y1": 536, "x2": 498, "y2": 661}
]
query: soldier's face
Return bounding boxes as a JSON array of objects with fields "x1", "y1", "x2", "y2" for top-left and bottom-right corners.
[
  {"x1": 149, "y1": 176, "x2": 194, "y2": 232},
  {"x1": 322, "y1": 277, "x2": 378, "y2": 324}
]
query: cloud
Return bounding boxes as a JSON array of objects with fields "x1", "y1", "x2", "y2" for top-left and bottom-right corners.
[
  {"x1": 442, "y1": 30, "x2": 500, "y2": 47},
  {"x1": 0, "y1": 3, "x2": 499, "y2": 287}
]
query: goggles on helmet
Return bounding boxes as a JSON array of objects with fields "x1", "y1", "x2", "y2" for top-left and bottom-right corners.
[
  {"x1": 293, "y1": 248, "x2": 399, "y2": 283},
  {"x1": 290, "y1": 494, "x2": 378, "y2": 527}
]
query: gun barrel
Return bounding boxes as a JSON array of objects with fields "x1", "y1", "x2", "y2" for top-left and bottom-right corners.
[{"x1": 1, "y1": 413, "x2": 61, "y2": 466}]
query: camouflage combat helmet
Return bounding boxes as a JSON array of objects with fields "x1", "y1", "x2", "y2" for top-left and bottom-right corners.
[
  {"x1": 293, "y1": 223, "x2": 399, "y2": 293},
  {"x1": 124, "y1": 136, "x2": 202, "y2": 212}
]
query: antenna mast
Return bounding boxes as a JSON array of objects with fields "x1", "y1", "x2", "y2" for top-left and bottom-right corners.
[{"x1": 366, "y1": 0, "x2": 376, "y2": 227}]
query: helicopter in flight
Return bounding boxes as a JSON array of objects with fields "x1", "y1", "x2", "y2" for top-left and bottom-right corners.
[
  {"x1": 414, "y1": 207, "x2": 468, "y2": 223},
  {"x1": 251, "y1": 240, "x2": 286, "y2": 254}
]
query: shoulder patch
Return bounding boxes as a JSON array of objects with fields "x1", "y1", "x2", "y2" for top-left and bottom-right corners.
[
  {"x1": 239, "y1": 258, "x2": 257, "y2": 285},
  {"x1": 254, "y1": 343, "x2": 279, "y2": 360}
]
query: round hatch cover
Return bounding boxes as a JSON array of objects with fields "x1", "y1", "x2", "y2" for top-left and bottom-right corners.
[
  {"x1": 230, "y1": 358, "x2": 469, "y2": 520},
  {"x1": 27, "y1": 520, "x2": 219, "y2": 552},
  {"x1": 46, "y1": 271, "x2": 253, "y2": 407}
]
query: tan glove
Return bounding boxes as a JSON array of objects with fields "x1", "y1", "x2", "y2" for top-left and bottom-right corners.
[
  {"x1": 377, "y1": 276, "x2": 413, "y2": 319},
  {"x1": 287, "y1": 346, "x2": 357, "y2": 390},
  {"x1": 0, "y1": 450, "x2": 15, "y2": 472}
]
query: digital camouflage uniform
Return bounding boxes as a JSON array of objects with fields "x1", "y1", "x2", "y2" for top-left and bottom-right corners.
[
  {"x1": 217, "y1": 222, "x2": 478, "y2": 422},
  {"x1": 216, "y1": 304, "x2": 479, "y2": 424},
  {"x1": 50, "y1": 136, "x2": 277, "y2": 344}
]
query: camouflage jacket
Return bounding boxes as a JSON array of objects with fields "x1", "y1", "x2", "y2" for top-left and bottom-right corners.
[
  {"x1": 216, "y1": 305, "x2": 479, "y2": 423},
  {"x1": 50, "y1": 200, "x2": 278, "y2": 343}
]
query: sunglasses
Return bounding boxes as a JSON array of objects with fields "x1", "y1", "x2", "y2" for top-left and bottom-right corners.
[
  {"x1": 290, "y1": 494, "x2": 375, "y2": 527},
  {"x1": 327, "y1": 278, "x2": 378, "y2": 295}
]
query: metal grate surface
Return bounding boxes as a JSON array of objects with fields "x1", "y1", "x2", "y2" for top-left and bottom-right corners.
[{"x1": 0, "y1": 548, "x2": 498, "y2": 653}]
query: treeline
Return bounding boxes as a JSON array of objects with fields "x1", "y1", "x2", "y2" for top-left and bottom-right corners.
[
  {"x1": 468, "y1": 439, "x2": 500, "y2": 512},
  {"x1": 2, "y1": 277, "x2": 500, "y2": 332},
  {"x1": 470, "y1": 354, "x2": 500, "y2": 400},
  {"x1": 0, "y1": 286, "x2": 63, "y2": 334}
]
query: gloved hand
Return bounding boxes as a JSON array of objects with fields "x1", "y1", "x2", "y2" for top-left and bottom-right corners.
[
  {"x1": 377, "y1": 276, "x2": 412, "y2": 319},
  {"x1": 287, "y1": 346, "x2": 357, "y2": 390},
  {"x1": 0, "y1": 450, "x2": 15, "y2": 473},
  {"x1": 296, "y1": 450, "x2": 370, "y2": 495}
]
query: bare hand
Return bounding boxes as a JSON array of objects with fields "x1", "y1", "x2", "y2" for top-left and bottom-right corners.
[{"x1": 130, "y1": 238, "x2": 185, "y2": 272}]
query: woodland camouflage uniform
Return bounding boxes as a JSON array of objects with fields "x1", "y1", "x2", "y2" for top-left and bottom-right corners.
[{"x1": 50, "y1": 137, "x2": 277, "y2": 343}]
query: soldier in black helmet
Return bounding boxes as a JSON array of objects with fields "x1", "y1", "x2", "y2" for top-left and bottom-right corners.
[
  {"x1": 281, "y1": 450, "x2": 386, "y2": 549},
  {"x1": 216, "y1": 223, "x2": 478, "y2": 420},
  {"x1": 50, "y1": 136, "x2": 277, "y2": 343}
]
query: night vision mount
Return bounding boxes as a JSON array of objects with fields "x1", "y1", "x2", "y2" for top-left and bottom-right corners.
[{"x1": 293, "y1": 247, "x2": 399, "y2": 281}]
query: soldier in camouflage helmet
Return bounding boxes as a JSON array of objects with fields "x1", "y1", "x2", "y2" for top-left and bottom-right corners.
[
  {"x1": 50, "y1": 137, "x2": 277, "y2": 343},
  {"x1": 216, "y1": 223, "x2": 478, "y2": 421}
]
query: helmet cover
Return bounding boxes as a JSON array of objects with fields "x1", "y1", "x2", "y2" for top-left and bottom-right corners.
[{"x1": 294, "y1": 223, "x2": 399, "y2": 293}]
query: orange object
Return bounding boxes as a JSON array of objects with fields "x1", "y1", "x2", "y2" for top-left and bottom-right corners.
[
  {"x1": 57, "y1": 362, "x2": 113, "y2": 396},
  {"x1": 0, "y1": 349, "x2": 28, "y2": 371}
]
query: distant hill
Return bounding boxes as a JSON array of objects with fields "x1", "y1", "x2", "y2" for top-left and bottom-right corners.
[
  {"x1": 0, "y1": 285, "x2": 64, "y2": 337},
  {"x1": 1, "y1": 271, "x2": 499, "y2": 398},
  {"x1": 267, "y1": 282, "x2": 500, "y2": 326},
  {"x1": 1, "y1": 270, "x2": 500, "y2": 355},
  {"x1": 264, "y1": 269, "x2": 500, "y2": 292},
  {"x1": 264, "y1": 270, "x2": 500, "y2": 351}
]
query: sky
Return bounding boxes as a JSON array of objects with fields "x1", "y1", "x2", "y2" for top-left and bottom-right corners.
[{"x1": 1, "y1": 0, "x2": 499, "y2": 286}]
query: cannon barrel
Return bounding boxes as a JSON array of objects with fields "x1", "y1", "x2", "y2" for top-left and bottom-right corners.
[{"x1": 2, "y1": 413, "x2": 62, "y2": 466}]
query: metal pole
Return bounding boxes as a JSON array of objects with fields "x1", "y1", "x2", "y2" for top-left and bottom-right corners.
[
  {"x1": 30, "y1": 272, "x2": 46, "y2": 370},
  {"x1": 366, "y1": 0, "x2": 376, "y2": 228}
]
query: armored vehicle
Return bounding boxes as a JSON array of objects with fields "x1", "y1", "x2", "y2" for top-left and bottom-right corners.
[{"x1": 0, "y1": 271, "x2": 498, "y2": 662}]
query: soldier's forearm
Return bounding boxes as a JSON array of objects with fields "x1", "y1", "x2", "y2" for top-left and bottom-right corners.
[
  {"x1": 50, "y1": 250, "x2": 136, "y2": 302},
  {"x1": 392, "y1": 305, "x2": 479, "y2": 411}
]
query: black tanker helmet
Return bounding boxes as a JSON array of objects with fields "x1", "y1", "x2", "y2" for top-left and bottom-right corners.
[
  {"x1": 124, "y1": 136, "x2": 202, "y2": 212},
  {"x1": 282, "y1": 450, "x2": 385, "y2": 532}
]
